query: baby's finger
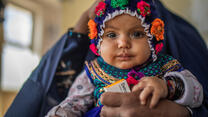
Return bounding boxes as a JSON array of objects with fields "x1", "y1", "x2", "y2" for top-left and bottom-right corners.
[
  {"x1": 132, "y1": 80, "x2": 146, "y2": 92},
  {"x1": 140, "y1": 86, "x2": 154, "y2": 105},
  {"x1": 149, "y1": 92, "x2": 160, "y2": 109}
]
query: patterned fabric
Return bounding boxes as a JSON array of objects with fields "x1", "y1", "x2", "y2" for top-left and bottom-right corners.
[
  {"x1": 85, "y1": 53, "x2": 183, "y2": 106},
  {"x1": 45, "y1": 71, "x2": 95, "y2": 117}
]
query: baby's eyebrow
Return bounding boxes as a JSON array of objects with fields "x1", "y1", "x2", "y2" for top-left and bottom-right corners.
[
  {"x1": 132, "y1": 24, "x2": 144, "y2": 30},
  {"x1": 105, "y1": 25, "x2": 119, "y2": 30}
]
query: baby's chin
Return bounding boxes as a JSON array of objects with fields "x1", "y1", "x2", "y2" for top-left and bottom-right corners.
[{"x1": 114, "y1": 64, "x2": 136, "y2": 70}]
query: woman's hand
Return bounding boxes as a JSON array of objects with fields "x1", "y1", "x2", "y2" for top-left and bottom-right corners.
[
  {"x1": 74, "y1": 0, "x2": 103, "y2": 34},
  {"x1": 87, "y1": 0, "x2": 103, "y2": 20},
  {"x1": 100, "y1": 92, "x2": 190, "y2": 117}
]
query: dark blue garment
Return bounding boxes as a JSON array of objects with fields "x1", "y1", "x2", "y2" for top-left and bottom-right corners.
[
  {"x1": 4, "y1": 32, "x2": 90, "y2": 117},
  {"x1": 155, "y1": 1, "x2": 208, "y2": 116},
  {"x1": 5, "y1": 1, "x2": 208, "y2": 117},
  {"x1": 84, "y1": 106, "x2": 103, "y2": 117}
]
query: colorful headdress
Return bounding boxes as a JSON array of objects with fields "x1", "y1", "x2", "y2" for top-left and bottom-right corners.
[{"x1": 88, "y1": 0, "x2": 165, "y2": 61}]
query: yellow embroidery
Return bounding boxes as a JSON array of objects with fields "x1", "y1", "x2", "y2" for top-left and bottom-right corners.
[
  {"x1": 85, "y1": 60, "x2": 120, "y2": 85},
  {"x1": 161, "y1": 59, "x2": 181, "y2": 73}
]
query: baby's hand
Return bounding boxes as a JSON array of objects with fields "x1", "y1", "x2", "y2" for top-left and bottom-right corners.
[{"x1": 132, "y1": 77, "x2": 168, "y2": 109}]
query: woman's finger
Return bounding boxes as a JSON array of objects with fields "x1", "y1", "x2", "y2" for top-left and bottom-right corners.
[
  {"x1": 88, "y1": 0, "x2": 103, "y2": 19},
  {"x1": 100, "y1": 92, "x2": 124, "y2": 107},
  {"x1": 100, "y1": 106, "x2": 120, "y2": 117}
]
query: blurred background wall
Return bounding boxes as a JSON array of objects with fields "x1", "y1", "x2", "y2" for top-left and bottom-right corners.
[{"x1": 0, "y1": 0, "x2": 207, "y2": 116}]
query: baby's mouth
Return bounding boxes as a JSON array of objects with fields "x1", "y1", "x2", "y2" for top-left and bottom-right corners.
[{"x1": 116, "y1": 54, "x2": 133, "y2": 61}]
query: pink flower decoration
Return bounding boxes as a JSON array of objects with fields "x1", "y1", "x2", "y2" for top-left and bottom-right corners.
[
  {"x1": 126, "y1": 69, "x2": 144, "y2": 86},
  {"x1": 155, "y1": 43, "x2": 164, "y2": 54},
  {"x1": 90, "y1": 44, "x2": 99, "y2": 56},
  {"x1": 126, "y1": 76, "x2": 139, "y2": 86},
  {"x1": 137, "y1": 1, "x2": 151, "y2": 17},
  {"x1": 95, "y1": 1, "x2": 106, "y2": 17}
]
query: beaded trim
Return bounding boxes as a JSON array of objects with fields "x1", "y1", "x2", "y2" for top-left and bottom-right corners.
[
  {"x1": 85, "y1": 60, "x2": 120, "y2": 85},
  {"x1": 160, "y1": 59, "x2": 182, "y2": 73},
  {"x1": 97, "y1": 57, "x2": 130, "y2": 79}
]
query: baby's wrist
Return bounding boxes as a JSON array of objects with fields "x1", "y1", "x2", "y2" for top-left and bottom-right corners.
[
  {"x1": 166, "y1": 79, "x2": 175, "y2": 99},
  {"x1": 164, "y1": 76, "x2": 185, "y2": 100}
]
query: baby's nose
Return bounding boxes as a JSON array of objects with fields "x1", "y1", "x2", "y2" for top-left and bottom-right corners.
[{"x1": 117, "y1": 36, "x2": 131, "y2": 49}]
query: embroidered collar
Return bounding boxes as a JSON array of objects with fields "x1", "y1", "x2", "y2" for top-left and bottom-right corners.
[{"x1": 97, "y1": 57, "x2": 130, "y2": 79}]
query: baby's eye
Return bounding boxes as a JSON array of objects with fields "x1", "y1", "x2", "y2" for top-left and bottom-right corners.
[
  {"x1": 131, "y1": 31, "x2": 146, "y2": 39},
  {"x1": 106, "y1": 32, "x2": 117, "y2": 39}
]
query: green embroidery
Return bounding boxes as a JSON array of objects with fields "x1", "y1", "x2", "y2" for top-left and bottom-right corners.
[{"x1": 111, "y1": 0, "x2": 128, "y2": 9}]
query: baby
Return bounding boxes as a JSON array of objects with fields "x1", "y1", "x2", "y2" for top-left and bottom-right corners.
[{"x1": 46, "y1": 0, "x2": 203, "y2": 117}]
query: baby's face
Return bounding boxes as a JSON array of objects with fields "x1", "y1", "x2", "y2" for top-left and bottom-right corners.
[{"x1": 100, "y1": 14, "x2": 151, "y2": 69}]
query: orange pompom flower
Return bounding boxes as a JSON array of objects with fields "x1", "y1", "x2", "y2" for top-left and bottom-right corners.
[
  {"x1": 88, "y1": 19, "x2": 97, "y2": 39},
  {"x1": 150, "y1": 18, "x2": 165, "y2": 41}
]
